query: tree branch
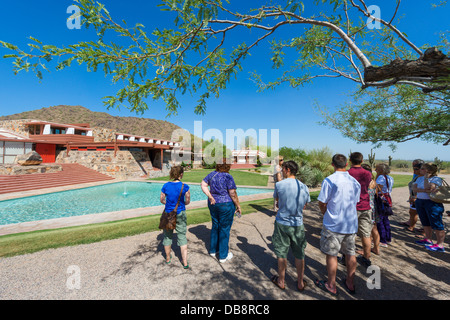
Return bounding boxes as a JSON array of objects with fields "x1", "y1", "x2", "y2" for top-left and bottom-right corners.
[{"x1": 350, "y1": 0, "x2": 423, "y2": 56}]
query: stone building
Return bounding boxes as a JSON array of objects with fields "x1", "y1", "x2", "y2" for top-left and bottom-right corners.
[{"x1": 0, "y1": 119, "x2": 186, "y2": 179}]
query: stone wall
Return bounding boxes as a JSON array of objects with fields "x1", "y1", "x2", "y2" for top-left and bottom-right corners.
[
  {"x1": 0, "y1": 119, "x2": 33, "y2": 137},
  {"x1": 0, "y1": 120, "x2": 172, "y2": 179},
  {"x1": 92, "y1": 127, "x2": 115, "y2": 142},
  {"x1": 56, "y1": 149, "x2": 169, "y2": 179},
  {"x1": 0, "y1": 164, "x2": 62, "y2": 175}
]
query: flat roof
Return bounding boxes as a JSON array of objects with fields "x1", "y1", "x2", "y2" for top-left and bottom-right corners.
[
  {"x1": 0, "y1": 129, "x2": 35, "y2": 143},
  {"x1": 25, "y1": 121, "x2": 92, "y2": 131},
  {"x1": 24, "y1": 120, "x2": 179, "y2": 145}
]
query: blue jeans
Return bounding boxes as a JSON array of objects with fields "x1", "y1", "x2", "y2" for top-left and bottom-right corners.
[
  {"x1": 416, "y1": 198, "x2": 445, "y2": 230},
  {"x1": 209, "y1": 201, "x2": 235, "y2": 260}
]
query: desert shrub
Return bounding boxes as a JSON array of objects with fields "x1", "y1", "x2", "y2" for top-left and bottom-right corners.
[
  {"x1": 393, "y1": 160, "x2": 409, "y2": 169},
  {"x1": 202, "y1": 161, "x2": 216, "y2": 169},
  {"x1": 310, "y1": 159, "x2": 333, "y2": 173},
  {"x1": 439, "y1": 161, "x2": 450, "y2": 173},
  {"x1": 280, "y1": 146, "x2": 334, "y2": 187},
  {"x1": 279, "y1": 147, "x2": 309, "y2": 161},
  {"x1": 296, "y1": 166, "x2": 315, "y2": 187},
  {"x1": 308, "y1": 147, "x2": 333, "y2": 163},
  {"x1": 296, "y1": 165, "x2": 328, "y2": 188}
]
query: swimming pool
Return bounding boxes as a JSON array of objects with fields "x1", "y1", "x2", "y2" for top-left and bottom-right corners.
[{"x1": 0, "y1": 181, "x2": 272, "y2": 225}]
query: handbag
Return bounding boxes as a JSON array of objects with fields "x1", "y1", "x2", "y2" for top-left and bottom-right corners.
[
  {"x1": 375, "y1": 175, "x2": 393, "y2": 216},
  {"x1": 159, "y1": 183, "x2": 184, "y2": 230},
  {"x1": 430, "y1": 178, "x2": 450, "y2": 204},
  {"x1": 374, "y1": 193, "x2": 393, "y2": 216}
]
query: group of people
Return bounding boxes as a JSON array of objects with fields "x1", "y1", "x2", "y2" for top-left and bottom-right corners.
[
  {"x1": 402, "y1": 159, "x2": 446, "y2": 252},
  {"x1": 158, "y1": 152, "x2": 446, "y2": 296}
]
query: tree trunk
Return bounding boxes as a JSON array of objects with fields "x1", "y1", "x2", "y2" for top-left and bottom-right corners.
[{"x1": 364, "y1": 48, "x2": 450, "y2": 83}]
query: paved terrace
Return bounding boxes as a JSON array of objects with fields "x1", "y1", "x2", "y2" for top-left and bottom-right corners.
[{"x1": 0, "y1": 177, "x2": 448, "y2": 300}]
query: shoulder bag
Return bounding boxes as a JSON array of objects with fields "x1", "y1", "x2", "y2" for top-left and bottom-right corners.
[
  {"x1": 430, "y1": 178, "x2": 450, "y2": 204},
  {"x1": 375, "y1": 175, "x2": 393, "y2": 216},
  {"x1": 159, "y1": 183, "x2": 184, "y2": 230}
]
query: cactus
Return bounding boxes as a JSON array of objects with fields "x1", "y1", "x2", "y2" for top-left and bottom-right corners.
[
  {"x1": 368, "y1": 149, "x2": 376, "y2": 170},
  {"x1": 388, "y1": 155, "x2": 392, "y2": 167}
]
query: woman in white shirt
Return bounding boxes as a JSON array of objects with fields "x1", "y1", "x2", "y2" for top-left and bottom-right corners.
[
  {"x1": 375, "y1": 163, "x2": 394, "y2": 247},
  {"x1": 413, "y1": 163, "x2": 445, "y2": 252}
]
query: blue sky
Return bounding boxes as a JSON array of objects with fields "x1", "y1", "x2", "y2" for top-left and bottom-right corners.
[{"x1": 0, "y1": 0, "x2": 448, "y2": 161}]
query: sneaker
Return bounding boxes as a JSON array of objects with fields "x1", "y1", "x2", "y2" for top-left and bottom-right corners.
[
  {"x1": 415, "y1": 238, "x2": 433, "y2": 246},
  {"x1": 426, "y1": 244, "x2": 445, "y2": 252},
  {"x1": 219, "y1": 252, "x2": 233, "y2": 263}
]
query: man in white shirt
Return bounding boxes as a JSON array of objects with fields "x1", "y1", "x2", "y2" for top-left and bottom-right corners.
[{"x1": 315, "y1": 154, "x2": 361, "y2": 296}]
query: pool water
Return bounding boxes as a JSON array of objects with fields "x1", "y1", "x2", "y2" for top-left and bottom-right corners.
[{"x1": 0, "y1": 181, "x2": 271, "y2": 225}]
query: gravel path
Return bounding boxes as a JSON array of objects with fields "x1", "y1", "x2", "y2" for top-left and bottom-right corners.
[{"x1": 0, "y1": 186, "x2": 449, "y2": 300}]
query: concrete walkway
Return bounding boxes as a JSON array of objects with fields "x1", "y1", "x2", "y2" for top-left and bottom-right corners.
[{"x1": 0, "y1": 185, "x2": 448, "y2": 300}]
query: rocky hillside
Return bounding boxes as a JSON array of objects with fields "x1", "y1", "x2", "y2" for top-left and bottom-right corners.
[{"x1": 0, "y1": 105, "x2": 185, "y2": 141}]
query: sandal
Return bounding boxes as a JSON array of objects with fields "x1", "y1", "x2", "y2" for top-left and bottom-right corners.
[
  {"x1": 298, "y1": 280, "x2": 308, "y2": 292},
  {"x1": 404, "y1": 227, "x2": 415, "y2": 233},
  {"x1": 314, "y1": 279, "x2": 338, "y2": 296},
  {"x1": 271, "y1": 275, "x2": 285, "y2": 290},
  {"x1": 341, "y1": 278, "x2": 356, "y2": 295},
  {"x1": 165, "y1": 254, "x2": 172, "y2": 265},
  {"x1": 183, "y1": 262, "x2": 189, "y2": 269}
]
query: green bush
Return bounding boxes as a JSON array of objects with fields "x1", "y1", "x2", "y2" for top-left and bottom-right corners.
[
  {"x1": 296, "y1": 166, "x2": 315, "y2": 187},
  {"x1": 308, "y1": 146, "x2": 333, "y2": 163},
  {"x1": 296, "y1": 165, "x2": 329, "y2": 188},
  {"x1": 280, "y1": 146, "x2": 334, "y2": 188},
  {"x1": 202, "y1": 160, "x2": 216, "y2": 169},
  {"x1": 394, "y1": 160, "x2": 409, "y2": 169}
]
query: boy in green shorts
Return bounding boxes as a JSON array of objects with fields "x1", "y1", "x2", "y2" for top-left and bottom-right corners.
[{"x1": 271, "y1": 160, "x2": 311, "y2": 291}]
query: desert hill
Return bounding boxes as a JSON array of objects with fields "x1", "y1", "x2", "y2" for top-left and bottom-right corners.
[{"x1": 0, "y1": 105, "x2": 184, "y2": 141}]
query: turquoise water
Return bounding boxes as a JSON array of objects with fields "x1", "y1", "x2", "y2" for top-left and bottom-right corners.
[{"x1": 0, "y1": 181, "x2": 271, "y2": 225}]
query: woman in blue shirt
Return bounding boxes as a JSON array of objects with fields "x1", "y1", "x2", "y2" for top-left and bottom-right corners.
[{"x1": 160, "y1": 166, "x2": 191, "y2": 268}]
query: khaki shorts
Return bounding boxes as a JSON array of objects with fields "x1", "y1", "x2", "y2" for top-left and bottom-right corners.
[
  {"x1": 320, "y1": 227, "x2": 356, "y2": 257},
  {"x1": 357, "y1": 209, "x2": 373, "y2": 238},
  {"x1": 162, "y1": 211, "x2": 187, "y2": 247}
]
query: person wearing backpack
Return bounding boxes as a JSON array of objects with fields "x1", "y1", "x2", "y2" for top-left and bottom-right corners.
[
  {"x1": 374, "y1": 163, "x2": 394, "y2": 247},
  {"x1": 271, "y1": 160, "x2": 310, "y2": 292}
]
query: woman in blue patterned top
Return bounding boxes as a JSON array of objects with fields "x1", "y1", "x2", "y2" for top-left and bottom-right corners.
[{"x1": 201, "y1": 160, "x2": 241, "y2": 263}]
